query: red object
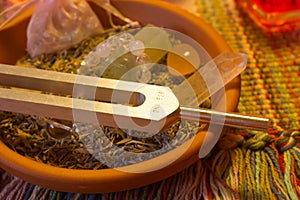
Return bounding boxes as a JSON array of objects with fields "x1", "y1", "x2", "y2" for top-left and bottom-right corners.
[
  {"x1": 239, "y1": 0, "x2": 300, "y2": 31},
  {"x1": 8, "y1": 0, "x2": 26, "y2": 3},
  {"x1": 254, "y1": 0, "x2": 300, "y2": 12}
]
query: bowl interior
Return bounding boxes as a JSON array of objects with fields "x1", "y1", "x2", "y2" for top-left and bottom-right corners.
[{"x1": 0, "y1": 0, "x2": 241, "y2": 193}]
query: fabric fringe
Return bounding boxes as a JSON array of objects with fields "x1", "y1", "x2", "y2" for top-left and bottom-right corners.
[
  {"x1": 192, "y1": 129, "x2": 300, "y2": 200},
  {"x1": 0, "y1": 132, "x2": 299, "y2": 200}
]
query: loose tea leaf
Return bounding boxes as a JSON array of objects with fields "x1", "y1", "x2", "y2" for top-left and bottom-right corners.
[{"x1": 0, "y1": 26, "x2": 211, "y2": 169}]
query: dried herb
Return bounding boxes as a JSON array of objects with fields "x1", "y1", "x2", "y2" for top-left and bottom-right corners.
[{"x1": 0, "y1": 27, "x2": 211, "y2": 169}]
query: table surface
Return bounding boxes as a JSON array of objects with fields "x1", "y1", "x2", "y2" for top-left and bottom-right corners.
[{"x1": 0, "y1": 0, "x2": 299, "y2": 199}]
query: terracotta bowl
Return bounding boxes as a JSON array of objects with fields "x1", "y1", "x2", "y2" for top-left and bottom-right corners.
[{"x1": 0, "y1": 0, "x2": 240, "y2": 193}]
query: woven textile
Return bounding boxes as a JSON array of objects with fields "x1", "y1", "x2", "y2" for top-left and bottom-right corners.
[{"x1": 0, "y1": 0, "x2": 300, "y2": 199}]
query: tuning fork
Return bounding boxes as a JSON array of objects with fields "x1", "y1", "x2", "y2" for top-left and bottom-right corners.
[{"x1": 0, "y1": 53, "x2": 269, "y2": 133}]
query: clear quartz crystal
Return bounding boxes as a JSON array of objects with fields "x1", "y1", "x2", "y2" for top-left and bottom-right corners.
[
  {"x1": 136, "y1": 65, "x2": 151, "y2": 83},
  {"x1": 95, "y1": 42, "x2": 111, "y2": 58},
  {"x1": 85, "y1": 51, "x2": 102, "y2": 66},
  {"x1": 105, "y1": 36, "x2": 121, "y2": 53},
  {"x1": 135, "y1": 53, "x2": 152, "y2": 83},
  {"x1": 136, "y1": 52, "x2": 151, "y2": 65},
  {"x1": 129, "y1": 40, "x2": 145, "y2": 56},
  {"x1": 118, "y1": 32, "x2": 135, "y2": 47},
  {"x1": 79, "y1": 31, "x2": 155, "y2": 82}
]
